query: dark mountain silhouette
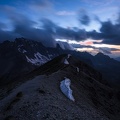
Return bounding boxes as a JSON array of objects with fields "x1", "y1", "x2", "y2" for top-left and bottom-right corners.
[
  {"x1": 115, "y1": 57, "x2": 120, "y2": 62},
  {"x1": 0, "y1": 38, "x2": 59, "y2": 86},
  {"x1": 0, "y1": 38, "x2": 120, "y2": 87},
  {"x1": 93, "y1": 53, "x2": 120, "y2": 87}
]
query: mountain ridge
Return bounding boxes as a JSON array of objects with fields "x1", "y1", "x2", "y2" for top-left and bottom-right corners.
[{"x1": 0, "y1": 54, "x2": 120, "y2": 120}]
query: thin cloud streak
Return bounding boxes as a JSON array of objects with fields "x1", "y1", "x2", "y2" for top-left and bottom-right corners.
[{"x1": 56, "y1": 11, "x2": 76, "y2": 16}]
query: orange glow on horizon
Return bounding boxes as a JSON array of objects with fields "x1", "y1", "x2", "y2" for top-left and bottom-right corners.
[
  {"x1": 79, "y1": 39, "x2": 103, "y2": 46},
  {"x1": 80, "y1": 41, "x2": 93, "y2": 45}
]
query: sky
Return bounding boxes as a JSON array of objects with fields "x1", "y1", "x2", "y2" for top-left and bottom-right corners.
[{"x1": 0, "y1": 0, "x2": 120, "y2": 58}]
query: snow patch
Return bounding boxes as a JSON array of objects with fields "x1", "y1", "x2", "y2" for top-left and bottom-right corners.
[
  {"x1": 18, "y1": 45, "x2": 24, "y2": 47},
  {"x1": 64, "y1": 59, "x2": 69, "y2": 65},
  {"x1": 76, "y1": 67, "x2": 79, "y2": 72},
  {"x1": 67, "y1": 54, "x2": 71, "y2": 59},
  {"x1": 18, "y1": 48, "x2": 21, "y2": 52},
  {"x1": 18, "y1": 44, "x2": 27, "y2": 53},
  {"x1": 22, "y1": 49, "x2": 27, "y2": 53},
  {"x1": 26, "y1": 52, "x2": 49, "y2": 66},
  {"x1": 18, "y1": 48, "x2": 27, "y2": 53},
  {"x1": 60, "y1": 78, "x2": 75, "y2": 101},
  {"x1": 48, "y1": 54, "x2": 53, "y2": 59}
]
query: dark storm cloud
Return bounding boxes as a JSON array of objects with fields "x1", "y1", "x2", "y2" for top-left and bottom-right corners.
[
  {"x1": 0, "y1": 7, "x2": 56, "y2": 47},
  {"x1": 0, "y1": 30, "x2": 18, "y2": 42},
  {"x1": 76, "y1": 11, "x2": 120, "y2": 45},
  {"x1": 56, "y1": 27, "x2": 87, "y2": 40},
  {"x1": 0, "y1": 4, "x2": 120, "y2": 46},
  {"x1": 41, "y1": 18, "x2": 57, "y2": 34},
  {"x1": 13, "y1": 17, "x2": 56, "y2": 47},
  {"x1": 94, "y1": 20, "x2": 120, "y2": 45},
  {"x1": 81, "y1": 17, "x2": 120, "y2": 45},
  {"x1": 87, "y1": 30, "x2": 102, "y2": 40},
  {"x1": 0, "y1": 5, "x2": 87, "y2": 45},
  {"x1": 78, "y1": 10, "x2": 90, "y2": 26},
  {"x1": 40, "y1": 18, "x2": 87, "y2": 40}
]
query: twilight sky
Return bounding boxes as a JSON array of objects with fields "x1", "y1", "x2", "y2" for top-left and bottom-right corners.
[{"x1": 0, "y1": 0, "x2": 120, "y2": 58}]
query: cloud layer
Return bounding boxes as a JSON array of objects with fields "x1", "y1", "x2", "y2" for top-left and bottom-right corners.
[{"x1": 0, "y1": 1, "x2": 120, "y2": 48}]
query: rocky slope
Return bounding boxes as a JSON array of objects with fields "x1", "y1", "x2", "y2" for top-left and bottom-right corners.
[{"x1": 0, "y1": 54, "x2": 120, "y2": 120}]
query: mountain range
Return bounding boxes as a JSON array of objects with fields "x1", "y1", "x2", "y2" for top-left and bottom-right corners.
[{"x1": 0, "y1": 38, "x2": 120, "y2": 87}]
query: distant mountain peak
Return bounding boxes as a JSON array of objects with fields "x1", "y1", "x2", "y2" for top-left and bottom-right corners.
[
  {"x1": 95, "y1": 52, "x2": 110, "y2": 58},
  {"x1": 96, "y1": 52, "x2": 104, "y2": 56}
]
